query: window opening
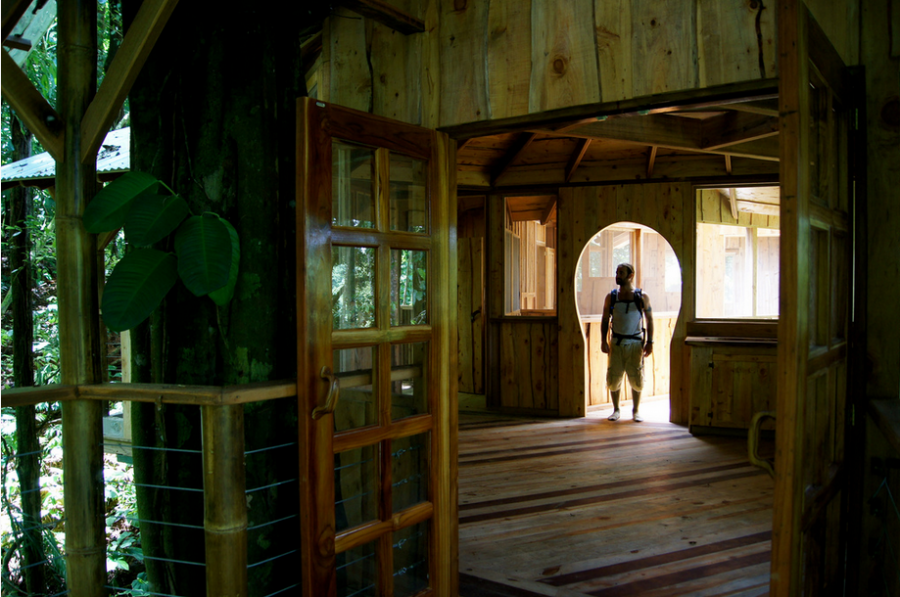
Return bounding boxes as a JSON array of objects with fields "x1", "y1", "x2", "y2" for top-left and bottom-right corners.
[
  {"x1": 695, "y1": 187, "x2": 780, "y2": 319},
  {"x1": 502, "y1": 196, "x2": 557, "y2": 316}
]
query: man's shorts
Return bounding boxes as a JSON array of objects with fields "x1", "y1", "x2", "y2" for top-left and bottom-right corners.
[{"x1": 607, "y1": 339, "x2": 644, "y2": 393}]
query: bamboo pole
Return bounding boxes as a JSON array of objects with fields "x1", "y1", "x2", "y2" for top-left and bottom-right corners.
[
  {"x1": 57, "y1": 0, "x2": 105, "y2": 594},
  {"x1": 202, "y1": 404, "x2": 248, "y2": 596}
]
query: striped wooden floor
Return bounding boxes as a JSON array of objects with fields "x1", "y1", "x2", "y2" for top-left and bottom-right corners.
[{"x1": 458, "y1": 406, "x2": 774, "y2": 597}]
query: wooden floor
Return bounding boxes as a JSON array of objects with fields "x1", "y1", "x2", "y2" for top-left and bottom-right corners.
[{"x1": 457, "y1": 402, "x2": 774, "y2": 597}]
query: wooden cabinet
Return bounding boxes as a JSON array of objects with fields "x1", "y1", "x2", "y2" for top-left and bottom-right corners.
[{"x1": 687, "y1": 338, "x2": 777, "y2": 432}]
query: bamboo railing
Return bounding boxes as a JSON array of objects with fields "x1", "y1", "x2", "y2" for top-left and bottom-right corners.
[{"x1": 4, "y1": 379, "x2": 297, "y2": 596}]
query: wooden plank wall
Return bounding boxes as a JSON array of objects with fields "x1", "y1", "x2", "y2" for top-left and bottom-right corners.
[
  {"x1": 441, "y1": 0, "x2": 777, "y2": 124},
  {"x1": 316, "y1": 1, "x2": 860, "y2": 130},
  {"x1": 558, "y1": 182, "x2": 694, "y2": 422},
  {"x1": 861, "y1": 0, "x2": 900, "y2": 400},
  {"x1": 457, "y1": 238, "x2": 484, "y2": 395}
]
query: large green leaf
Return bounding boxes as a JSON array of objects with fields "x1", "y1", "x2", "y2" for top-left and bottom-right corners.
[
  {"x1": 124, "y1": 194, "x2": 190, "y2": 247},
  {"x1": 83, "y1": 172, "x2": 159, "y2": 233},
  {"x1": 101, "y1": 249, "x2": 178, "y2": 332},
  {"x1": 208, "y1": 218, "x2": 240, "y2": 306},
  {"x1": 174, "y1": 213, "x2": 232, "y2": 296}
]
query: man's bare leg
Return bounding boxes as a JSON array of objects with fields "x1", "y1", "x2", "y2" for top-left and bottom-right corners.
[
  {"x1": 632, "y1": 389, "x2": 643, "y2": 422},
  {"x1": 608, "y1": 390, "x2": 621, "y2": 421}
]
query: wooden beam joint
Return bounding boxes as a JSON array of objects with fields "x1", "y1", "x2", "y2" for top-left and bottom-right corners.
[{"x1": 339, "y1": 0, "x2": 425, "y2": 34}]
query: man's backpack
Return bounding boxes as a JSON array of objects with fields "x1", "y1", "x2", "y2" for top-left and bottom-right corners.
[
  {"x1": 609, "y1": 288, "x2": 645, "y2": 345},
  {"x1": 610, "y1": 288, "x2": 644, "y2": 313}
]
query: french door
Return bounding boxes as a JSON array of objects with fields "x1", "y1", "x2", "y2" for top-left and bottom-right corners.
[
  {"x1": 297, "y1": 98, "x2": 457, "y2": 597},
  {"x1": 773, "y1": 3, "x2": 857, "y2": 595}
]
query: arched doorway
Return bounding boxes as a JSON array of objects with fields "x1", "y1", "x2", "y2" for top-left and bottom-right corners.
[{"x1": 575, "y1": 222, "x2": 682, "y2": 417}]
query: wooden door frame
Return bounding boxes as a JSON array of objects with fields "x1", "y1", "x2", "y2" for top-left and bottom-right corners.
[
  {"x1": 772, "y1": 2, "x2": 860, "y2": 593},
  {"x1": 296, "y1": 97, "x2": 458, "y2": 596}
]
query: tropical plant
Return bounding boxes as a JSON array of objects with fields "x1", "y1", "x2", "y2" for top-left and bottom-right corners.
[{"x1": 83, "y1": 172, "x2": 240, "y2": 332}]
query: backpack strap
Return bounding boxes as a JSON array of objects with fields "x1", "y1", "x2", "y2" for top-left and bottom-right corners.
[{"x1": 610, "y1": 288, "x2": 618, "y2": 311}]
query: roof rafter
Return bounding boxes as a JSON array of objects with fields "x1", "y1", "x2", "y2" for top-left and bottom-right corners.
[
  {"x1": 339, "y1": 0, "x2": 424, "y2": 34},
  {"x1": 700, "y1": 111, "x2": 779, "y2": 151},
  {"x1": 2, "y1": 0, "x2": 31, "y2": 42},
  {"x1": 81, "y1": 0, "x2": 180, "y2": 163},
  {"x1": 564, "y1": 138, "x2": 591, "y2": 183},
  {"x1": 491, "y1": 133, "x2": 536, "y2": 185},
  {"x1": 646, "y1": 145, "x2": 658, "y2": 178},
  {"x1": 1, "y1": 49, "x2": 64, "y2": 160}
]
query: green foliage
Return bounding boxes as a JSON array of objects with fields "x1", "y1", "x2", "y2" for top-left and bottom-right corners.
[
  {"x1": 209, "y1": 219, "x2": 240, "y2": 306},
  {"x1": 174, "y1": 214, "x2": 232, "y2": 297},
  {"x1": 101, "y1": 250, "x2": 178, "y2": 332},
  {"x1": 123, "y1": 194, "x2": 190, "y2": 247},
  {"x1": 86, "y1": 173, "x2": 240, "y2": 332},
  {"x1": 83, "y1": 172, "x2": 160, "y2": 234}
]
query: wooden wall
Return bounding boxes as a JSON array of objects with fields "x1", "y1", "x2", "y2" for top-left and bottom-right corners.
[
  {"x1": 438, "y1": 0, "x2": 779, "y2": 125},
  {"x1": 558, "y1": 183, "x2": 694, "y2": 422},
  {"x1": 458, "y1": 238, "x2": 484, "y2": 394},
  {"x1": 861, "y1": 0, "x2": 900, "y2": 399}
]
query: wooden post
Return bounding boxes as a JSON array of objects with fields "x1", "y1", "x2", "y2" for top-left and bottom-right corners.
[
  {"x1": 202, "y1": 405, "x2": 248, "y2": 596},
  {"x1": 57, "y1": 0, "x2": 105, "y2": 594}
]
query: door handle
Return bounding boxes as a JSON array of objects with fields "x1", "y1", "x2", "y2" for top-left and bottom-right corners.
[
  {"x1": 312, "y1": 366, "x2": 341, "y2": 420},
  {"x1": 748, "y1": 410, "x2": 776, "y2": 478}
]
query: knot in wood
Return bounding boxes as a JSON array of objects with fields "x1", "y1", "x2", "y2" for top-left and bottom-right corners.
[{"x1": 552, "y1": 56, "x2": 568, "y2": 75}]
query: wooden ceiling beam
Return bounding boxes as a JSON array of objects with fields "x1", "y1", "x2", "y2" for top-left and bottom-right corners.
[
  {"x1": 558, "y1": 113, "x2": 704, "y2": 152},
  {"x1": 2, "y1": 0, "x2": 31, "y2": 42},
  {"x1": 718, "y1": 99, "x2": 779, "y2": 118},
  {"x1": 340, "y1": 0, "x2": 424, "y2": 34},
  {"x1": 701, "y1": 111, "x2": 779, "y2": 151},
  {"x1": 491, "y1": 133, "x2": 537, "y2": 185},
  {"x1": 646, "y1": 145, "x2": 658, "y2": 178},
  {"x1": 564, "y1": 138, "x2": 590, "y2": 183},
  {"x1": 725, "y1": 154, "x2": 733, "y2": 174},
  {"x1": 81, "y1": 0, "x2": 180, "y2": 163},
  {"x1": 1, "y1": 49, "x2": 63, "y2": 160},
  {"x1": 728, "y1": 188, "x2": 739, "y2": 220},
  {"x1": 440, "y1": 78, "x2": 779, "y2": 140},
  {"x1": 540, "y1": 200, "x2": 557, "y2": 225},
  {"x1": 3, "y1": 33, "x2": 29, "y2": 50}
]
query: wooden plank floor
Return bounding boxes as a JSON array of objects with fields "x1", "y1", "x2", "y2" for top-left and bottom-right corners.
[{"x1": 458, "y1": 401, "x2": 774, "y2": 597}]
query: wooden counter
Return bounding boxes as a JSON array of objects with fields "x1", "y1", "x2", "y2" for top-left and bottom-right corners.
[{"x1": 687, "y1": 335, "x2": 778, "y2": 433}]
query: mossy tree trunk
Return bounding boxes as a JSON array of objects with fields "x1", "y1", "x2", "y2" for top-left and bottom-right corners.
[
  {"x1": 10, "y1": 116, "x2": 47, "y2": 596},
  {"x1": 124, "y1": 3, "x2": 328, "y2": 594}
]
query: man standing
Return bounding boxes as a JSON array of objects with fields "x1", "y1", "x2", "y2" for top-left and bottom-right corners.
[{"x1": 601, "y1": 263, "x2": 654, "y2": 422}]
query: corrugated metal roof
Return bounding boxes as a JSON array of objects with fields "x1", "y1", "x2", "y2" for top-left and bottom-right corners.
[{"x1": 1, "y1": 127, "x2": 130, "y2": 188}]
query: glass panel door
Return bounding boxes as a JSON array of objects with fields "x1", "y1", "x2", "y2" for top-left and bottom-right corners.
[{"x1": 298, "y1": 98, "x2": 456, "y2": 597}]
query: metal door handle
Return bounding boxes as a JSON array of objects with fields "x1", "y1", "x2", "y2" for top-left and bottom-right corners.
[
  {"x1": 312, "y1": 366, "x2": 341, "y2": 419},
  {"x1": 748, "y1": 410, "x2": 776, "y2": 478}
]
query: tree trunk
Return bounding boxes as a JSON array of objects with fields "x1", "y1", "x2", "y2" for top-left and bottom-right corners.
[
  {"x1": 124, "y1": 3, "x2": 328, "y2": 594},
  {"x1": 10, "y1": 116, "x2": 46, "y2": 596}
]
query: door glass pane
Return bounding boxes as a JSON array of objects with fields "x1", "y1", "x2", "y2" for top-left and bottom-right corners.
[
  {"x1": 392, "y1": 433, "x2": 428, "y2": 513},
  {"x1": 393, "y1": 522, "x2": 429, "y2": 597},
  {"x1": 337, "y1": 540, "x2": 377, "y2": 597},
  {"x1": 335, "y1": 444, "x2": 378, "y2": 533},
  {"x1": 333, "y1": 246, "x2": 376, "y2": 329},
  {"x1": 390, "y1": 250, "x2": 427, "y2": 326},
  {"x1": 390, "y1": 153, "x2": 427, "y2": 233},
  {"x1": 391, "y1": 342, "x2": 428, "y2": 420},
  {"x1": 334, "y1": 347, "x2": 376, "y2": 431},
  {"x1": 333, "y1": 141, "x2": 375, "y2": 228}
]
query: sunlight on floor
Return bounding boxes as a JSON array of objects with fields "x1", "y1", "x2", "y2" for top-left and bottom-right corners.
[{"x1": 588, "y1": 396, "x2": 671, "y2": 423}]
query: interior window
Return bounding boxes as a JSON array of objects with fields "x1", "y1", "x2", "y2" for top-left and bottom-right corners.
[
  {"x1": 503, "y1": 196, "x2": 557, "y2": 316},
  {"x1": 695, "y1": 187, "x2": 780, "y2": 319}
]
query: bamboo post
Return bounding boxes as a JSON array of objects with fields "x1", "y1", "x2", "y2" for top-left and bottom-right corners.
[
  {"x1": 57, "y1": 0, "x2": 106, "y2": 594},
  {"x1": 202, "y1": 404, "x2": 248, "y2": 596}
]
